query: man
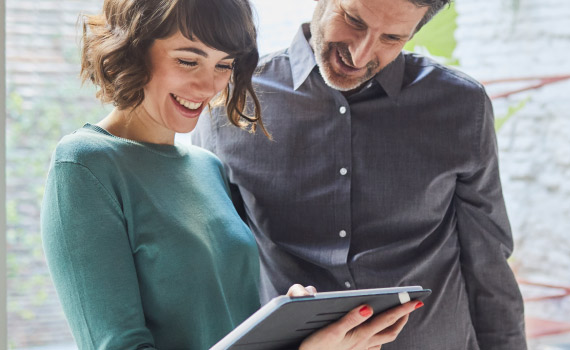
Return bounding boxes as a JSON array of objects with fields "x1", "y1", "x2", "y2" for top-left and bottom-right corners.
[{"x1": 192, "y1": 0, "x2": 527, "y2": 348}]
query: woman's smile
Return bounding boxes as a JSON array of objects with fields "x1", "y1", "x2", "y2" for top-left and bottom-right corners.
[{"x1": 170, "y1": 93, "x2": 206, "y2": 119}]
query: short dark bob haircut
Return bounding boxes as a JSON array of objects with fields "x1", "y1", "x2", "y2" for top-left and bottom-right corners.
[{"x1": 80, "y1": 0, "x2": 267, "y2": 135}]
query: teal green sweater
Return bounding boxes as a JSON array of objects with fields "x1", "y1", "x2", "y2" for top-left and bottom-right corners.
[{"x1": 41, "y1": 124, "x2": 261, "y2": 350}]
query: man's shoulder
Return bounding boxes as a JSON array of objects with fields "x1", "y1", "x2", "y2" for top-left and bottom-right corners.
[
  {"x1": 255, "y1": 48, "x2": 291, "y2": 75},
  {"x1": 402, "y1": 51, "x2": 485, "y2": 93}
]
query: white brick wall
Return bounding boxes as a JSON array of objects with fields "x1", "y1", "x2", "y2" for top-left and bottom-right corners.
[{"x1": 455, "y1": 0, "x2": 570, "y2": 335}]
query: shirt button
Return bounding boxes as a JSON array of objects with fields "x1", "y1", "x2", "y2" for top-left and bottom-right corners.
[
  {"x1": 339, "y1": 230, "x2": 347, "y2": 238},
  {"x1": 339, "y1": 168, "x2": 348, "y2": 176},
  {"x1": 339, "y1": 106, "x2": 347, "y2": 114},
  {"x1": 345, "y1": 281, "x2": 351, "y2": 288}
]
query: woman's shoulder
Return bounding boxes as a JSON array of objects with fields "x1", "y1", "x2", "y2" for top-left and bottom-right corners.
[
  {"x1": 187, "y1": 144, "x2": 222, "y2": 165},
  {"x1": 186, "y1": 145, "x2": 228, "y2": 180},
  {"x1": 51, "y1": 125, "x2": 123, "y2": 167}
]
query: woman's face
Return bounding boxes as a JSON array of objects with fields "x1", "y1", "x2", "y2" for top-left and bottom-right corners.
[{"x1": 141, "y1": 30, "x2": 235, "y2": 134}]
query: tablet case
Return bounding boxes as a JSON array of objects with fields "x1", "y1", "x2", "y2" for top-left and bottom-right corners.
[{"x1": 211, "y1": 286, "x2": 431, "y2": 350}]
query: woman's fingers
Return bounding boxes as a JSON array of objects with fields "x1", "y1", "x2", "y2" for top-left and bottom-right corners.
[
  {"x1": 358, "y1": 300, "x2": 421, "y2": 336},
  {"x1": 299, "y1": 303, "x2": 376, "y2": 350},
  {"x1": 286, "y1": 284, "x2": 317, "y2": 297},
  {"x1": 299, "y1": 299, "x2": 424, "y2": 350},
  {"x1": 366, "y1": 313, "x2": 410, "y2": 346},
  {"x1": 326, "y1": 304, "x2": 375, "y2": 336},
  {"x1": 305, "y1": 285, "x2": 317, "y2": 294}
]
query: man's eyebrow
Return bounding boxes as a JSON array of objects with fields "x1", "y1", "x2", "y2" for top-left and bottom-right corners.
[
  {"x1": 174, "y1": 47, "x2": 233, "y2": 60},
  {"x1": 340, "y1": 3, "x2": 365, "y2": 23}
]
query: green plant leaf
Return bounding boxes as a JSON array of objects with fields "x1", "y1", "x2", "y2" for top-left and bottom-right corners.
[
  {"x1": 404, "y1": 2, "x2": 458, "y2": 64},
  {"x1": 495, "y1": 97, "x2": 530, "y2": 131}
]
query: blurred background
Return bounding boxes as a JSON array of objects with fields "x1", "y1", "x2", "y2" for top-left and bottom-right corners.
[{"x1": 4, "y1": 0, "x2": 570, "y2": 349}]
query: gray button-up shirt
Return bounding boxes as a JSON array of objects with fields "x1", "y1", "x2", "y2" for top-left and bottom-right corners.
[{"x1": 192, "y1": 24, "x2": 526, "y2": 350}]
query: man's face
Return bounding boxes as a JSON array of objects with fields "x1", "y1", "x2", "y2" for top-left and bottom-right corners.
[{"x1": 310, "y1": 0, "x2": 428, "y2": 91}]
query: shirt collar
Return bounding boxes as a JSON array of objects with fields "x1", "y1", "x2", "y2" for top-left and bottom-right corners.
[
  {"x1": 289, "y1": 23, "x2": 317, "y2": 91},
  {"x1": 373, "y1": 53, "x2": 405, "y2": 100},
  {"x1": 288, "y1": 23, "x2": 405, "y2": 99}
]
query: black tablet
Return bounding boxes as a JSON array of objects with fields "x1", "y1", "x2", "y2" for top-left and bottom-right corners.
[{"x1": 210, "y1": 286, "x2": 431, "y2": 350}]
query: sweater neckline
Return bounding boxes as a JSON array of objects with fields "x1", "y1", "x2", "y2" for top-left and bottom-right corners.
[{"x1": 82, "y1": 123, "x2": 189, "y2": 158}]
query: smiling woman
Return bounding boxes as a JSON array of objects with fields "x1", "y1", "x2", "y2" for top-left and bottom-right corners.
[
  {"x1": 96, "y1": 32, "x2": 238, "y2": 142},
  {"x1": 40, "y1": 0, "x2": 268, "y2": 348},
  {"x1": 80, "y1": 0, "x2": 267, "y2": 139}
]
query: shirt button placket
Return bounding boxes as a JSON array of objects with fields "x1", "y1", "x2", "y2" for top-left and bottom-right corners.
[{"x1": 337, "y1": 102, "x2": 353, "y2": 291}]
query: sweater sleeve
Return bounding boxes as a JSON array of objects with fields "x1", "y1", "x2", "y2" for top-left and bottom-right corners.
[{"x1": 41, "y1": 161, "x2": 157, "y2": 350}]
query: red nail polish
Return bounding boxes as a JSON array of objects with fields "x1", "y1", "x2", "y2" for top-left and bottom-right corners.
[
  {"x1": 414, "y1": 301, "x2": 424, "y2": 310},
  {"x1": 359, "y1": 305, "x2": 373, "y2": 317}
]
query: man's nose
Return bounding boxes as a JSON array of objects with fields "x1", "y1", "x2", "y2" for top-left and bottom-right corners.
[{"x1": 350, "y1": 31, "x2": 376, "y2": 68}]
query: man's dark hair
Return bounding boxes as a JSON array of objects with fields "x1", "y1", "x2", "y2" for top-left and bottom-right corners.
[{"x1": 410, "y1": 0, "x2": 453, "y2": 31}]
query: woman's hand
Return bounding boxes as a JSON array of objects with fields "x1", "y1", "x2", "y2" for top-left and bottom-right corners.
[
  {"x1": 298, "y1": 298, "x2": 423, "y2": 350},
  {"x1": 286, "y1": 284, "x2": 317, "y2": 297}
]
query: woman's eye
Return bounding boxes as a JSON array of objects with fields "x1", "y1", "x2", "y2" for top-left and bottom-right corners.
[
  {"x1": 177, "y1": 59, "x2": 197, "y2": 67},
  {"x1": 215, "y1": 63, "x2": 234, "y2": 72}
]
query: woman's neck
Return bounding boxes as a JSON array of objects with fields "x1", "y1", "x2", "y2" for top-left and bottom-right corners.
[{"x1": 97, "y1": 107, "x2": 176, "y2": 145}]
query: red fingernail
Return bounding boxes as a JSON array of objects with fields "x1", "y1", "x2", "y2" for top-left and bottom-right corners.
[
  {"x1": 414, "y1": 301, "x2": 424, "y2": 310},
  {"x1": 359, "y1": 306, "x2": 373, "y2": 317}
]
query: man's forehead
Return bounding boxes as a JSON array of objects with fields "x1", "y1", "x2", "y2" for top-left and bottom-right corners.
[{"x1": 338, "y1": 0, "x2": 428, "y2": 26}]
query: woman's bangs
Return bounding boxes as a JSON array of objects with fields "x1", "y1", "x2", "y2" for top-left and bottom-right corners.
[{"x1": 176, "y1": 0, "x2": 257, "y2": 57}]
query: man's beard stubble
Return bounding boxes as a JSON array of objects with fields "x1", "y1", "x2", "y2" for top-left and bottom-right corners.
[{"x1": 310, "y1": 26, "x2": 380, "y2": 92}]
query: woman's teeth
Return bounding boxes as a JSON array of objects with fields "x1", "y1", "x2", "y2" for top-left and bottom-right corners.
[{"x1": 173, "y1": 94, "x2": 202, "y2": 110}]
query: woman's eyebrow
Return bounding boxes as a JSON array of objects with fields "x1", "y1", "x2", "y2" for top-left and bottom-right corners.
[
  {"x1": 174, "y1": 47, "x2": 208, "y2": 56},
  {"x1": 174, "y1": 47, "x2": 235, "y2": 60},
  {"x1": 174, "y1": 47, "x2": 233, "y2": 59}
]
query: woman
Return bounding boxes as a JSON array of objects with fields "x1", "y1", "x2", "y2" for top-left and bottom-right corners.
[{"x1": 41, "y1": 0, "x2": 421, "y2": 349}]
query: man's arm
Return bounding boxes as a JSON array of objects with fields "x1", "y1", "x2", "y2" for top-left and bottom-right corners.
[
  {"x1": 455, "y1": 93, "x2": 527, "y2": 349},
  {"x1": 191, "y1": 109, "x2": 219, "y2": 154},
  {"x1": 192, "y1": 110, "x2": 247, "y2": 221}
]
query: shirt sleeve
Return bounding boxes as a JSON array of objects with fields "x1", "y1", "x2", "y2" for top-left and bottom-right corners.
[
  {"x1": 454, "y1": 93, "x2": 527, "y2": 349},
  {"x1": 191, "y1": 110, "x2": 219, "y2": 154},
  {"x1": 192, "y1": 111, "x2": 247, "y2": 222},
  {"x1": 41, "y1": 161, "x2": 157, "y2": 350}
]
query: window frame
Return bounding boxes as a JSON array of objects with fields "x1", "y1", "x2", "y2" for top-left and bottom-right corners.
[{"x1": 1, "y1": 0, "x2": 7, "y2": 349}]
